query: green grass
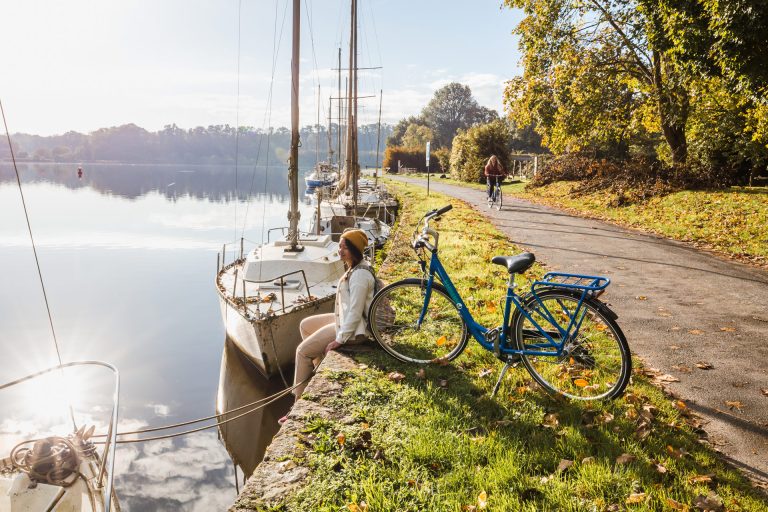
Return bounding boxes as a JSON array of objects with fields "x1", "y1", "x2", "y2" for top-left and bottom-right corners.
[
  {"x1": 510, "y1": 182, "x2": 768, "y2": 268},
  {"x1": 268, "y1": 183, "x2": 767, "y2": 511}
]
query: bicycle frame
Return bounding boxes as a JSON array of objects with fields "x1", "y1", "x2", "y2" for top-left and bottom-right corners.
[{"x1": 418, "y1": 249, "x2": 588, "y2": 358}]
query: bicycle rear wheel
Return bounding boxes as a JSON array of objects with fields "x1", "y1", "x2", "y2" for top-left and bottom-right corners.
[
  {"x1": 369, "y1": 278, "x2": 469, "y2": 364},
  {"x1": 510, "y1": 289, "x2": 631, "y2": 400}
]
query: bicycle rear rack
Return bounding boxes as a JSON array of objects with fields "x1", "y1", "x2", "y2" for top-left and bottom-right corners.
[{"x1": 532, "y1": 272, "x2": 610, "y2": 298}]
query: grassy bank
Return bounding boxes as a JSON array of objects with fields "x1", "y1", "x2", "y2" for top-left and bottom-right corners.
[
  {"x1": 510, "y1": 182, "x2": 768, "y2": 268},
  {"x1": 274, "y1": 183, "x2": 766, "y2": 511}
]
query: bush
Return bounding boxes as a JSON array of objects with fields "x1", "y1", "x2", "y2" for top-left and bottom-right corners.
[
  {"x1": 529, "y1": 153, "x2": 754, "y2": 205},
  {"x1": 449, "y1": 120, "x2": 511, "y2": 182},
  {"x1": 383, "y1": 146, "x2": 443, "y2": 173}
]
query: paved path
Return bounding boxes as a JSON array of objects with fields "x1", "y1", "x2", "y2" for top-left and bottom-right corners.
[{"x1": 393, "y1": 176, "x2": 768, "y2": 484}]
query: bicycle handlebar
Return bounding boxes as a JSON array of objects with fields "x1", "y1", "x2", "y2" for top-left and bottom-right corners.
[{"x1": 413, "y1": 204, "x2": 451, "y2": 252}]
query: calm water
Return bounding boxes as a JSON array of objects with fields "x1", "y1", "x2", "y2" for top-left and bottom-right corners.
[{"x1": 0, "y1": 162, "x2": 318, "y2": 510}]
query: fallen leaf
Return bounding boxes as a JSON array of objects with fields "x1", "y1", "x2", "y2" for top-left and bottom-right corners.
[
  {"x1": 688, "y1": 329, "x2": 705, "y2": 335},
  {"x1": 542, "y1": 413, "x2": 559, "y2": 428},
  {"x1": 695, "y1": 362, "x2": 714, "y2": 370},
  {"x1": 693, "y1": 492, "x2": 724, "y2": 511},
  {"x1": 673, "y1": 400, "x2": 688, "y2": 412},
  {"x1": 689, "y1": 474, "x2": 714, "y2": 484},
  {"x1": 415, "y1": 368, "x2": 426, "y2": 380},
  {"x1": 635, "y1": 422, "x2": 652, "y2": 440},
  {"x1": 666, "y1": 445, "x2": 688, "y2": 459},
  {"x1": 494, "y1": 419, "x2": 514, "y2": 427},
  {"x1": 436, "y1": 335, "x2": 447, "y2": 347},
  {"x1": 581, "y1": 456, "x2": 595, "y2": 464},
  {"x1": 635, "y1": 295, "x2": 647, "y2": 300},
  {"x1": 669, "y1": 345, "x2": 681, "y2": 350},
  {"x1": 672, "y1": 364, "x2": 692, "y2": 373},
  {"x1": 387, "y1": 371, "x2": 406, "y2": 383},
  {"x1": 439, "y1": 379, "x2": 449, "y2": 388},
  {"x1": 486, "y1": 302, "x2": 498, "y2": 313},
  {"x1": 654, "y1": 463, "x2": 668, "y2": 474},
  {"x1": 762, "y1": 388, "x2": 768, "y2": 397},
  {"x1": 719, "y1": 326, "x2": 736, "y2": 332},
  {"x1": 478, "y1": 368, "x2": 493, "y2": 378},
  {"x1": 626, "y1": 492, "x2": 647, "y2": 504},
  {"x1": 657, "y1": 374, "x2": 681, "y2": 383},
  {"x1": 725, "y1": 400, "x2": 744, "y2": 411},
  {"x1": 615, "y1": 453, "x2": 637, "y2": 465},
  {"x1": 665, "y1": 498, "x2": 687, "y2": 510},
  {"x1": 477, "y1": 490, "x2": 488, "y2": 509},
  {"x1": 337, "y1": 433, "x2": 346, "y2": 446},
  {"x1": 431, "y1": 356, "x2": 451, "y2": 366},
  {"x1": 573, "y1": 378, "x2": 590, "y2": 387},
  {"x1": 598, "y1": 411, "x2": 615, "y2": 424},
  {"x1": 557, "y1": 459, "x2": 574, "y2": 472}
]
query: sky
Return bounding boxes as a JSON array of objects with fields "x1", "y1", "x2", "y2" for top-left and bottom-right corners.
[{"x1": 0, "y1": 0, "x2": 523, "y2": 136}]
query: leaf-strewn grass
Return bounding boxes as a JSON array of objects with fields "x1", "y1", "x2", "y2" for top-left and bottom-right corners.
[{"x1": 272, "y1": 183, "x2": 767, "y2": 511}]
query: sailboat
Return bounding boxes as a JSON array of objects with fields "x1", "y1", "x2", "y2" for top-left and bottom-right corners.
[
  {"x1": 314, "y1": 0, "x2": 397, "y2": 245},
  {"x1": 216, "y1": 0, "x2": 345, "y2": 378},
  {"x1": 0, "y1": 362, "x2": 121, "y2": 512},
  {"x1": 305, "y1": 90, "x2": 339, "y2": 189}
]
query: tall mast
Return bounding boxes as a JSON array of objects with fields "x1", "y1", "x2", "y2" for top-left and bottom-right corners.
[
  {"x1": 327, "y1": 95, "x2": 333, "y2": 163},
  {"x1": 337, "y1": 48, "x2": 342, "y2": 169},
  {"x1": 344, "y1": 0, "x2": 359, "y2": 210},
  {"x1": 287, "y1": 0, "x2": 302, "y2": 251},
  {"x1": 375, "y1": 89, "x2": 383, "y2": 187},
  {"x1": 315, "y1": 84, "x2": 320, "y2": 166}
]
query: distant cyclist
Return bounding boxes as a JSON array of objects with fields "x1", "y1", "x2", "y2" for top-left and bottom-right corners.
[{"x1": 484, "y1": 155, "x2": 507, "y2": 203}]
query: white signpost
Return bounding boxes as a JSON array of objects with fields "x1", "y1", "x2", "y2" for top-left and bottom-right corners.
[{"x1": 426, "y1": 141, "x2": 431, "y2": 196}]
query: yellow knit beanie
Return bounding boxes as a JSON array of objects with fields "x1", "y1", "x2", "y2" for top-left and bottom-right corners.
[{"x1": 340, "y1": 229, "x2": 368, "y2": 254}]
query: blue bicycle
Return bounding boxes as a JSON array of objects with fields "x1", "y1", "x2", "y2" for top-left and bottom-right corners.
[{"x1": 368, "y1": 205, "x2": 631, "y2": 400}]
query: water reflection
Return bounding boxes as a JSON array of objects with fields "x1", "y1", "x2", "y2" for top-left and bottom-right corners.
[
  {"x1": 216, "y1": 338, "x2": 292, "y2": 478},
  {"x1": 0, "y1": 162, "x2": 315, "y2": 510},
  {"x1": 0, "y1": 162, "x2": 314, "y2": 202}
]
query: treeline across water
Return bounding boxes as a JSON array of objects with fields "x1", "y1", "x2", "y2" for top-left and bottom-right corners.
[{"x1": 3, "y1": 122, "x2": 393, "y2": 167}]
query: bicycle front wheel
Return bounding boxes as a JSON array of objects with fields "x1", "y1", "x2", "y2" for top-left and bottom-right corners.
[
  {"x1": 510, "y1": 290, "x2": 631, "y2": 400},
  {"x1": 495, "y1": 186, "x2": 503, "y2": 211},
  {"x1": 369, "y1": 278, "x2": 469, "y2": 364}
]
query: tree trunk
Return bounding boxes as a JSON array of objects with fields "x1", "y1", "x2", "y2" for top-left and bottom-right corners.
[{"x1": 652, "y1": 50, "x2": 688, "y2": 165}]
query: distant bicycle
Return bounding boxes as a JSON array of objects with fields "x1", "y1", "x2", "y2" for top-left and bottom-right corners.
[
  {"x1": 368, "y1": 205, "x2": 632, "y2": 401},
  {"x1": 487, "y1": 175, "x2": 503, "y2": 210}
]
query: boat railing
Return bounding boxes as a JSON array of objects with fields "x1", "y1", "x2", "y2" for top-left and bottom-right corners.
[
  {"x1": 240, "y1": 269, "x2": 312, "y2": 314},
  {"x1": 0, "y1": 360, "x2": 120, "y2": 512}
]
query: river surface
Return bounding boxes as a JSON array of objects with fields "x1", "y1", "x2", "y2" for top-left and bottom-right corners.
[{"x1": 0, "y1": 162, "x2": 320, "y2": 510}]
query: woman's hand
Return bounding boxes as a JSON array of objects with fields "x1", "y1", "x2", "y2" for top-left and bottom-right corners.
[{"x1": 325, "y1": 340, "x2": 343, "y2": 354}]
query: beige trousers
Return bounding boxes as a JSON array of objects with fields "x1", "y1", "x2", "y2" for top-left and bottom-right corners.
[{"x1": 293, "y1": 313, "x2": 336, "y2": 397}]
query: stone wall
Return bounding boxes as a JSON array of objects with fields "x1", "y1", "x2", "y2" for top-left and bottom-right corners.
[{"x1": 229, "y1": 349, "x2": 365, "y2": 511}]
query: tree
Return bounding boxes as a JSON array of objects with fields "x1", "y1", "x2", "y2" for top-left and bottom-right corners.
[
  {"x1": 387, "y1": 116, "x2": 426, "y2": 147},
  {"x1": 504, "y1": 0, "x2": 691, "y2": 165},
  {"x1": 401, "y1": 124, "x2": 433, "y2": 149},
  {"x1": 449, "y1": 120, "x2": 512, "y2": 182},
  {"x1": 421, "y1": 83, "x2": 492, "y2": 148}
]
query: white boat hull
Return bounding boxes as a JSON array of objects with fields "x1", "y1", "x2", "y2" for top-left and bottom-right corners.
[{"x1": 216, "y1": 234, "x2": 345, "y2": 377}]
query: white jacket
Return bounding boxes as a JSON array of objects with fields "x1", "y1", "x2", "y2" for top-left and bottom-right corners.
[{"x1": 334, "y1": 264, "x2": 375, "y2": 344}]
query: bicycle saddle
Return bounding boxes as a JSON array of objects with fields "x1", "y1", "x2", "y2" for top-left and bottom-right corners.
[{"x1": 491, "y1": 252, "x2": 536, "y2": 274}]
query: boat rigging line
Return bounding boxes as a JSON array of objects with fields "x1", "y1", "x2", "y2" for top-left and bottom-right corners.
[
  {"x1": 1, "y1": 99, "x2": 78, "y2": 432},
  {"x1": 1, "y1": 99, "x2": 64, "y2": 373},
  {"x1": 6, "y1": 371, "x2": 315, "y2": 447},
  {"x1": 233, "y1": 0, "x2": 243, "y2": 246}
]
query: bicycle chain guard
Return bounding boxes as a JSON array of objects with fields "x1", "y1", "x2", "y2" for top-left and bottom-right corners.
[{"x1": 485, "y1": 327, "x2": 501, "y2": 356}]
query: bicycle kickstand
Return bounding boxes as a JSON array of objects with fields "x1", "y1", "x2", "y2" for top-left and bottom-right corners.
[
  {"x1": 491, "y1": 355, "x2": 521, "y2": 397},
  {"x1": 491, "y1": 362, "x2": 512, "y2": 398}
]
